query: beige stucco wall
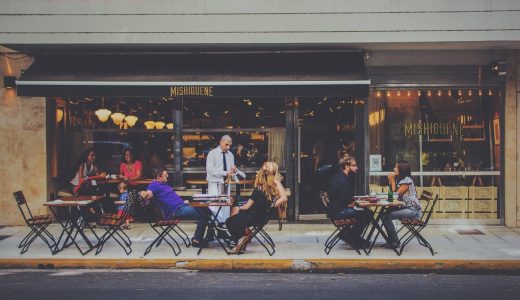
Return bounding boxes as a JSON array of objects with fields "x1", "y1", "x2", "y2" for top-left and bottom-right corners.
[{"x1": 0, "y1": 48, "x2": 47, "y2": 225}]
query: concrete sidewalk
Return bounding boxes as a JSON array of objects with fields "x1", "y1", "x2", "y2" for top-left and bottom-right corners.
[{"x1": 1, "y1": 222, "x2": 520, "y2": 272}]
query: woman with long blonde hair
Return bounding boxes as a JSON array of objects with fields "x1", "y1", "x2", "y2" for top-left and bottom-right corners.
[{"x1": 225, "y1": 161, "x2": 288, "y2": 254}]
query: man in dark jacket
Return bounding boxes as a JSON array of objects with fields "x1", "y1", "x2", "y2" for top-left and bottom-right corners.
[{"x1": 327, "y1": 157, "x2": 372, "y2": 248}]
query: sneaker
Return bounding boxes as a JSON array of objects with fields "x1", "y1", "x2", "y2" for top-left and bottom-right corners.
[
  {"x1": 383, "y1": 241, "x2": 400, "y2": 249},
  {"x1": 205, "y1": 229, "x2": 216, "y2": 242},
  {"x1": 216, "y1": 224, "x2": 228, "y2": 232},
  {"x1": 217, "y1": 230, "x2": 232, "y2": 240}
]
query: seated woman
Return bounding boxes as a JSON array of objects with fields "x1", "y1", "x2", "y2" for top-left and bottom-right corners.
[
  {"x1": 65, "y1": 148, "x2": 104, "y2": 195},
  {"x1": 383, "y1": 160, "x2": 422, "y2": 249},
  {"x1": 225, "y1": 161, "x2": 288, "y2": 254},
  {"x1": 119, "y1": 148, "x2": 143, "y2": 183}
]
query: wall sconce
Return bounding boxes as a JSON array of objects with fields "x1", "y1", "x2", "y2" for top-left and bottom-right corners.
[
  {"x1": 56, "y1": 108, "x2": 64, "y2": 123},
  {"x1": 3, "y1": 76, "x2": 16, "y2": 89}
]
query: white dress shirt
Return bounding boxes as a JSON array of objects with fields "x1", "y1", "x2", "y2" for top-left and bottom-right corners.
[{"x1": 206, "y1": 147, "x2": 235, "y2": 183}]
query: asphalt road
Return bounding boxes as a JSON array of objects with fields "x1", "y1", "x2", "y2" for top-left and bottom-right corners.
[{"x1": 1, "y1": 269, "x2": 519, "y2": 300}]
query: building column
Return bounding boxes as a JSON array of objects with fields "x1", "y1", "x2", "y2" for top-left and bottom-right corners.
[
  {"x1": 0, "y1": 48, "x2": 48, "y2": 225},
  {"x1": 504, "y1": 50, "x2": 519, "y2": 227}
]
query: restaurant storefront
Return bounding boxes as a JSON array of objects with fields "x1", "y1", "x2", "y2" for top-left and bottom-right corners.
[{"x1": 15, "y1": 52, "x2": 370, "y2": 221}]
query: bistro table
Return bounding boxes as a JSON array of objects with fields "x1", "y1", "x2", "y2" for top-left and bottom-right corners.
[
  {"x1": 189, "y1": 197, "x2": 232, "y2": 255},
  {"x1": 44, "y1": 195, "x2": 104, "y2": 255},
  {"x1": 355, "y1": 198, "x2": 403, "y2": 256}
]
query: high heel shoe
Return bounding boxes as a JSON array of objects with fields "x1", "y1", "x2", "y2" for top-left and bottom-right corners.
[{"x1": 229, "y1": 236, "x2": 249, "y2": 254}]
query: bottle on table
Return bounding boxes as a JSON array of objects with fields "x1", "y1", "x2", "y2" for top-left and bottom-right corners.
[{"x1": 387, "y1": 185, "x2": 394, "y2": 202}]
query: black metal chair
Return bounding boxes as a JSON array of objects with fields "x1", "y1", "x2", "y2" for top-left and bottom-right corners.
[
  {"x1": 13, "y1": 191, "x2": 57, "y2": 254},
  {"x1": 320, "y1": 191, "x2": 361, "y2": 255},
  {"x1": 142, "y1": 200, "x2": 191, "y2": 256},
  {"x1": 94, "y1": 190, "x2": 137, "y2": 255},
  {"x1": 397, "y1": 190, "x2": 439, "y2": 256},
  {"x1": 242, "y1": 202, "x2": 277, "y2": 256}
]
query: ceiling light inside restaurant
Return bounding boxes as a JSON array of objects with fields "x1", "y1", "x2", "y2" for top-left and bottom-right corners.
[
  {"x1": 95, "y1": 108, "x2": 112, "y2": 122},
  {"x1": 111, "y1": 112, "x2": 126, "y2": 126},
  {"x1": 124, "y1": 115, "x2": 138, "y2": 127},
  {"x1": 166, "y1": 123, "x2": 174, "y2": 129},
  {"x1": 95, "y1": 98, "x2": 112, "y2": 122},
  {"x1": 155, "y1": 121, "x2": 166, "y2": 130},
  {"x1": 144, "y1": 120, "x2": 156, "y2": 130}
]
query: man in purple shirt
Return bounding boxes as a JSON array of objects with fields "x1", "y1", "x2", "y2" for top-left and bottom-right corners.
[{"x1": 141, "y1": 167, "x2": 209, "y2": 247}]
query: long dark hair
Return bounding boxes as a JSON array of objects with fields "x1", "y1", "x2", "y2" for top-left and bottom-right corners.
[
  {"x1": 397, "y1": 160, "x2": 412, "y2": 182},
  {"x1": 121, "y1": 148, "x2": 135, "y2": 164},
  {"x1": 61, "y1": 147, "x2": 96, "y2": 188}
]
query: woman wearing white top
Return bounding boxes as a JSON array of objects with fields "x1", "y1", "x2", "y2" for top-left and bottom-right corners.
[{"x1": 384, "y1": 160, "x2": 422, "y2": 249}]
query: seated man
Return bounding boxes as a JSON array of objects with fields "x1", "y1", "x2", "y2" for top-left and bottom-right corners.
[
  {"x1": 327, "y1": 156, "x2": 372, "y2": 249},
  {"x1": 141, "y1": 166, "x2": 209, "y2": 248}
]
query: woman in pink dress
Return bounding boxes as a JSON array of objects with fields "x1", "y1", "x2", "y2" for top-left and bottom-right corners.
[{"x1": 119, "y1": 148, "x2": 143, "y2": 183}]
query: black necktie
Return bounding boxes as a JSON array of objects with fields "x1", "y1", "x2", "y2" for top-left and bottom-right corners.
[{"x1": 222, "y1": 152, "x2": 227, "y2": 171}]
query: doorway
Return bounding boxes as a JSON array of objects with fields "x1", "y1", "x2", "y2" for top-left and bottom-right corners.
[{"x1": 295, "y1": 96, "x2": 366, "y2": 216}]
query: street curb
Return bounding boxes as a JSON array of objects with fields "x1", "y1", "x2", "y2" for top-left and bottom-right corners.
[{"x1": 2, "y1": 258, "x2": 520, "y2": 272}]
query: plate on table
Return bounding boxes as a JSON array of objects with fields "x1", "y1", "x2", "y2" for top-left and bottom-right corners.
[{"x1": 78, "y1": 200, "x2": 92, "y2": 205}]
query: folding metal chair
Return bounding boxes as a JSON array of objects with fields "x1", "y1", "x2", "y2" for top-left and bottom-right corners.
[
  {"x1": 94, "y1": 190, "x2": 137, "y2": 255},
  {"x1": 241, "y1": 202, "x2": 277, "y2": 256},
  {"x1": 13, "y1": 191, "x2": 57, "y2": 254},
  {"x1": 397, "y1": 190, "x2": 439, "y2": 256},
  {"x1": 143, "y1": 200, "x2": 191, "y2": 256},
  {"x1": 320, "y1": 191, "x2": 360, "y2": 255}
]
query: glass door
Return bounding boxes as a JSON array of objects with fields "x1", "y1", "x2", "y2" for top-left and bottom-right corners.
[{"x1": 296, "y1": 96, "x2": 365, "y2": 216}]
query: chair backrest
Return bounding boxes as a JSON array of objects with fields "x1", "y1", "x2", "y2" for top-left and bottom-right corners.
[
  {"x1": 13, "y1": 191, "x2": 33, "y2": 222},
  {"x1": 319, "y1": 191, "x2": 330, "y2": 209},
  {"x1": 116, "y1": 190, "x2": 137, "y2": 225},
  {"x1": 418, "y1": 190, "x2": 438, "y2": 224}
]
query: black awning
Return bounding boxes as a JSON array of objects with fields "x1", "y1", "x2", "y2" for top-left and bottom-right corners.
[{"x1": 16, "y1": 52, "x2": 369, "y2": 97}]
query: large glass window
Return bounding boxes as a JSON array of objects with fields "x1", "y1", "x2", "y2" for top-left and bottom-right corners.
[{"x1": 369, "y1": 88, "x2": 501, "y2": 220}]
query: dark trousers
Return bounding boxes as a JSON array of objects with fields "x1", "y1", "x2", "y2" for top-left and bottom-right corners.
[
  {"x1": 226, "y1": 212, "x2": 258, "y2": 242},
  {"x1": 334, "y1": 207, "x2": 373, "y2": 238}
]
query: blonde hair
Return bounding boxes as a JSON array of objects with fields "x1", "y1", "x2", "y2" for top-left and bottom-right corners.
[{"x1": 254, "y1": 161, "x2": 283, "y2": 201}]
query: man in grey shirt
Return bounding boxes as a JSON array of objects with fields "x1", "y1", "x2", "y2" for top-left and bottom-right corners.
[{"x1": 206, "y1": 135, "x2": 245, "y2": 223}]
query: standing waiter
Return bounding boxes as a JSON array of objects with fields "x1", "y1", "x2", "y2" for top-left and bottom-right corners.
[{"x1": 206, "y1": 135, "x2": 245, "y2": 224}]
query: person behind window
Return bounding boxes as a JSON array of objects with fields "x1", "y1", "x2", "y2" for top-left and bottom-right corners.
[
  {"x1": 327, "y1": 157, "x2": 372, "y2": 249},
  {"x1": 116, "y1": 181, "x2": 131, "y2": 229},
  {"x1": 119, "y1": 148, "x2": 143, "y2": 183},
  {"x1": 141, "y1": 167, "x2": 210, "y2": 248},
  {"x1": 66, "y1": 147, "x2": 104, "y2": 194},
  {"x1": 383, "y1": 160, "x2": 422, "y2": 249},
  {"x1": 225, "y1": 161, "x2": 288, "y2": 254}
]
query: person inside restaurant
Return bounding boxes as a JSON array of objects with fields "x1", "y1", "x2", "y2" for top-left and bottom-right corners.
[
  {"x1": 383, "y1": 160, "x2": 422, "y2": 249},
  {"x1": 65, "y1": 147, "x2": 104, "y2": 195},
  {"x1": 225, "y1": 161, "x2": 288, "y2": 254},
  {"x1": 119, "y1": 148, "x2": 143, "y2": 183},
  {"x1": 327, "y1": 156, "x2": 372, "y2": 249},
  {"x1": 140, "y1": 167, "x2": 210, "y2": 248}
]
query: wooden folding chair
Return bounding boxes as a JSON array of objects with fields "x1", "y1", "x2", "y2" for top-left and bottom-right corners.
[
  {"x1": 94, "y1": 190, "x2": 137, "y2": 255},
  {"x1": 13, "y1": 191, "x2": 57, "y2": 254},
  {"x1": 142, "y1": 200, "x2": 191, "y2": 256},
  {"x1": 320, "y1": 191, "x2": 361, "y2": 255},
  {"x1": 397, "y1": 190, "x2": 438, "y2": 256}
]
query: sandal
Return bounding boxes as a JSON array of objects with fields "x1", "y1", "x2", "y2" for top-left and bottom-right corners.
[{"x1": 229, "y1": 235, "x2": 249, "y2": 254}]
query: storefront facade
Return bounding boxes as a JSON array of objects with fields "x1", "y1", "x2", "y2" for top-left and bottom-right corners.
[{"x1": 1, "y1": 0, "x2": 519, "y2": 226}]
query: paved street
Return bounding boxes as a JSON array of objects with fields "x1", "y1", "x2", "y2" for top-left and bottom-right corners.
[{"x1": 1, "y1": 269, "x2": 519, "y2": 300}]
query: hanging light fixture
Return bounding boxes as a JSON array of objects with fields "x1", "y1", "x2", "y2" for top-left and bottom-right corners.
[
  {"x1": 124, "y1": 115, "x2": 138, "y2": 127},
  {"x1": 166, "y1": 123, "x2": 174, "y2": 129},
  {"x1": 95, "y1": 97, "x2": 112, "y2": 122},
  {"x1": 144, "y1": 120, "x2": 156, "y2": 130},
  {"x1": 155, "y1": 121, "x2": 166, "y2": 129},
  {"x1": 111, "y1": 99, "x2": 126, "y2": 126}
]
